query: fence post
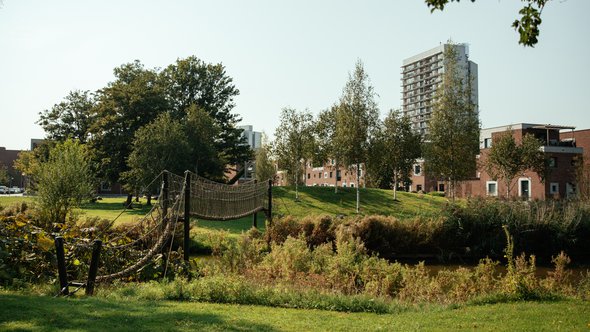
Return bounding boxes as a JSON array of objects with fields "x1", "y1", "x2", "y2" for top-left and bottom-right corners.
[
  {"x1": 268, "y1": 178, "x2": 273, "y2": 225},
  {"x1": 54, "y1": 236, "x2": 69, "y2": 296},
  {"x1": 184, "y1": 171, "x2": 191, "y2": 263},
  {"x1": 86, "y1": 239, "x2": 102, "y2": 296},
  {"x1": 162, "y1": 171, "x2": 169, "y2": 223},
  {"x1": 253, "y1": 211, "x2": 258, "y2": 229}
]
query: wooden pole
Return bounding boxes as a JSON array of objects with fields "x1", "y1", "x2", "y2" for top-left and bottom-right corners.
[
  {"x1": 86, "y1": 239, "x2": 102, "y2": 296},
  {"x1": 54, "y1": 236, "x2": 69, "y2": 296},
  {"x1": 183, "y1": 171, "x2": 191, "y2": 263},
  {"x1": 253, "y1": 211, "x2": 258, "y2": 228},
  {"x1": 267, "y1": 178, "x2": 273, "y2": 225},
  {"x1": 162, "y1": 172, "x2": 169, "y2": 223}
]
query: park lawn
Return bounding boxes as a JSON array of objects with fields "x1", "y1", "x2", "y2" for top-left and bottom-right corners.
[
  {"x1": 273, "y1": 186, "x2": 449, "y2": 219},
  {"x1": 0, "y1": 292, "x2": 588, "y2": 331},
  {"x1": 0, "y1": 196, "x2": 153, "y2": 225}
]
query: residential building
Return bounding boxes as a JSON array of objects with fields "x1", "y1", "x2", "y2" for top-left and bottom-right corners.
[
  {"x1": 401, "y1": 43, "x2": 478, "y2": 135},
  {"x1": 304, "y1": 161, "x2": 365, "y2": 188}
]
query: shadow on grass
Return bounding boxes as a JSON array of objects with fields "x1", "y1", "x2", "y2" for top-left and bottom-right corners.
[
  {"x1": 0, "y1": 294, "x2": 277, "y2": 332},
  {"x1": 80, "y1": 201, "x2": 152, "y2": 216}
]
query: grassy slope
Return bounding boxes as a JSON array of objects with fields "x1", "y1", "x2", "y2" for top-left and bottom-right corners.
[
  {"x1": 0, "y1": 292, "x2": 588, "y2": 331},
  {"x1": 1, "y1": 186, "x2": 449, "y2": 234}
]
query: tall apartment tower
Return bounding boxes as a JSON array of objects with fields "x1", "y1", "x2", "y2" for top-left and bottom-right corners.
[{"x1": 401, "y1": 43, "x2": 478, "y2": 135}]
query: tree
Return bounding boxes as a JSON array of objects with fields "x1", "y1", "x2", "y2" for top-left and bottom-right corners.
[
  {"x1": 423, "y1": 44, "x2": 480, "y2": 200},
  {"x1": 485, "y1": 130, "x2": 545, "y2": 197},
  {"x1": 124, "y1": 106, "x2": 222, "y2": 204},
  {"x1": 36, "y1": 139, "x2": 95, "y2": 228},
  {"x1": 425, "y1": 0, "x2": 550, "y2": 47},
  {"x1": 372, "y1": 110, "x2": 422, "y2": 200},
  {"x1": 89, "y1": 60, "x2": 168, "y2": 205},
  {"x1": 162, "y1": 56, "x2": 250, "y2": 168},
  {"x1": 273, "y1": 107, "x2": 315, "y2": 199},
  {"x1": 0, "y1": 163, "x2": 8, "y2": 186},
  {"x1": 255, "y1": 134, "x2": 276, "y2": 183},
  {"x1": 37, "y1": 90, "x2": 95, "y2": 143},
  {"x1": 315, "y1": 105, "x2": 343, "y2": 193},
  {"x1": 334, "y1": 60, "x2": 379, "y2": 213}
]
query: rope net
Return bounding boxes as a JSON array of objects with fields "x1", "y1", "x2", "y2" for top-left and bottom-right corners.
[{"x1": 187, "y1": 171, "x2": 269, "y2": 220}]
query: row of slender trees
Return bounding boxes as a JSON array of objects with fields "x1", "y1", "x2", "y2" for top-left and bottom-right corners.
[{"x1": 270, "y1": 45, "x2": 481, "y2": 209}]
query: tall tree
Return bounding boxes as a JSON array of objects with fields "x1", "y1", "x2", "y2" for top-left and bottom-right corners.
[
  {"x1": 485, "y1": 130, "x2": 546, "y2": 197},
  {"x1": 36, "y1": 139, "x2": 95, "y2": 229},
  {"x1": 315, "y1": 105, "x2": 343, "y2": 193},
  {"x1": 425, "y1": 0, "x2": 551, "y2": 47},
  {"x1": 89, "y1": 60, "x2": 168, "y2": 204},
  {"x1": 255, "y1": 134, "x2": 276, "y2": 182},
  {"x1": 273, "y1": 107, "x2": 315, "y2": 199},
  {"x1": 162, "y1": 56, "x2": 250, "y2": 168},
  {"x1": 334, "y1": 60, "x2": 379, "y2": 213},
  {"x1": 0, "y1": 163, "x2": 9, "y2": 186},
  {"x1": 37, "y1": 90, "x2": 95, "y2": 143},
  {"x1": 423, "y1": 44, "x2": 480, "y2": 200},
  {"x1": 372, "y1": 110, "x2": 422, "y2": 200}
]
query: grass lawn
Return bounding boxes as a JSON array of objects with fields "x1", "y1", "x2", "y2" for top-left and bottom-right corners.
[
  {"x1": 0, "y1": 292, "x2": 588, "y2": 331},
  {"x1": 273, "y1": 186, "x2": 448, "y2": 219}
]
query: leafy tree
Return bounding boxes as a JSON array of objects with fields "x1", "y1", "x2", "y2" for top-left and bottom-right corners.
[
  {"x1": 485, "y1": 130, "x2": 545, "y2": 197},
  {"x1": 0, "y1": 163, "x2": 9, "y2": 186},
  {"x1": 334, "y1": 60, "x2": 379, "y2": 213},
  {"x1": 255, "y1": 134, "x2": 276, "y2": 183},
  {"x1": 89, "y1": 60, "x2": 168, "y2": 205},
  {"x1": 14, "y1": 141, "x2": 54, "y2": 193},
  {"x1": 36, "y1": 139, "x2": 95, "y2": 228},
  {"x1": 425, "y1": 0, "x2": 550, "y2": 47},
  {"x1": 315, "y1": 105, "x2": 343, "y2": 193},
  {"x1": 371, "y1": 110, "x2": 422, "y2": 200},
  {"x1": 124, "y1": 106, "x2": 222, "y2": 204},
  {"x1": 273, "y1": 107, "x2": 315, "y2": 199},
  {"x1": 162, "y1": 56, "x2": 250, "y2": 168},
  {"x1": 37, "y1": 90, "x2": 95, "y2": 143},
  {"x1": 423, "y1": 44, "x2": 480, "y2": 200}
]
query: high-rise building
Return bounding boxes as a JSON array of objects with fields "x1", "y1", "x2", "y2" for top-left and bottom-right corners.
[
  {"x1": 401, "y1": 43, "x2": 478, "y2": 135},
  {"x1": 238, "y1": 125, "x2": 262, "y2": 150}
]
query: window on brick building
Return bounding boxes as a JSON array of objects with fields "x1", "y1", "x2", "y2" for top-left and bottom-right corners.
[
  {"x1": 550, "y1": 182, "x2": 559, "y2": 195},
  {"x1": 486, "y1": 181, "x2": 498, "y2": 196},
  {"x1": 549, "y1": 157, "x2": 557, "y2": 168}
]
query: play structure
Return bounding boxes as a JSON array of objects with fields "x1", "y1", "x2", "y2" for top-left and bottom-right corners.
[{"x1": 53, "y1": 170, "x2": 272, "y2": 296}]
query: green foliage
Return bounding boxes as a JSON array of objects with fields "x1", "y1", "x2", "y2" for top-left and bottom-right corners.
[
  {"x1": 425, "y1": 0, "x2": 550, "y2": 47},
  {"x1": 36, "y1": 139, "x2": 95, "y2": 227},
  {"x1": 424, "y1": 44, "x2": 480, "y2": 200},
  {"x1": 0, "y1": 163, "x2": 8, "y2": 186},
  {"x1": 273, "y1": 108, "x2": 315, "y2": 197},
  {"x1": 162, "y1": 56, "x2": 250, "y2": 167},
  {"x1": 37, "y1": 90, "x2": 95, "y2": 143},
  {"x1": 334, "y1": 60, "x2": 379, "y2": 212},
  {"x1": 254, "y1": 135, "x2": 276, "y2": 182},
  {"x1": 369, "y1": 110, "x2": 421, "y2": 198}
]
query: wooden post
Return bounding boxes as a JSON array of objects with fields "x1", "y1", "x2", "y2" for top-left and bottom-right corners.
[
  {"x1": 252, "y1": 212, "x2": 258, "y2": 229},
  {"x1": 86, "y1": 239, "x2": 102, "y2": 296},
  {"x1": 54, "y1": 236, "x2": 69, "y2": 296},
  {"x1": 162, "y1": 171, "x2": 169, "y2": 222},
  {"x1": 267, "y1": 178, "x2": 273, "y2": 225},
  {"x1": 183, "y1": 171, "x2": 191, "y2": 263}
]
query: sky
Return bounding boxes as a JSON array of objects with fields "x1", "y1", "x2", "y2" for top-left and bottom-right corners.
[{"x1": 0, "y1": 0, "x2": 589, "y2": 150}]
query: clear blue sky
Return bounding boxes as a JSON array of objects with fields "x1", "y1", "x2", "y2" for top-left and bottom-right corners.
[{"x1": 1, "y1": 0, "x2": 589, "y2": 150}]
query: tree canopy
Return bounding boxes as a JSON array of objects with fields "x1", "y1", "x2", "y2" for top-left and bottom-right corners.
[
  {"x1": 37, "y1": 90, "x2": 95, "y2": 143},
  {"x1": 485, "y1": 130, "x2": 546, "y2": 197},
  {"x1": 423, "y1": 44, "x2": 480, "y2": 200},
  {"x1": 334, "y1": 60, "x2": 379, "y2": 212}
]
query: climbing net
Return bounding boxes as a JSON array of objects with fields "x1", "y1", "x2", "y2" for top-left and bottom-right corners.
[
  {"x1": 59, "y1": 170, "x2": 271, "y2": 291},
  {"x1": 187, "y1": 171, "x2": 269, "y2": 221}
]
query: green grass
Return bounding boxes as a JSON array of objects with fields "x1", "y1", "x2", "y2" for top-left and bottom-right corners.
[
  {"x1": 0, "y1": 196, "x2": 153, "y2": 225},
  {"x1": 273, "y1": 186, "x2": 448, "y2": 219},
  {"x1": 0, "y1": 292, "x2": 588, "y2": 331}
]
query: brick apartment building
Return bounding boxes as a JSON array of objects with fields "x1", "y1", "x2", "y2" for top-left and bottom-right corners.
[
  {"x1": 0, "y1": 146, "x2": 23, "y2": 188},
  {"x1": 412, "y1": 123, "x2": 588, "y2": 200},
  {"x1": 274, "y1": 161, "x2": 366, "y2": 188}
]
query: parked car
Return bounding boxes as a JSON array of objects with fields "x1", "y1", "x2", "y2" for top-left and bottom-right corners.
[
  {"x1": 0, "y1": 186, "x2": 8, "y2": 194},
  {"x1": 9, "y1": 187, "x2": 21, "y2": 194}
]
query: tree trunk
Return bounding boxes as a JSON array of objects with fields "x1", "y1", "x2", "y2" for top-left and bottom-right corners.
[
  {"x1": 356, "y1": 163, "x2": 360, "y2": 213},
  {"x1": 125, "y1": 193, "x2": 133, "y2": 209},
  {"x1": 393, "y1": 172, "x2": 398, "y2": 201},
  {"x1": 334, "y1": 160, "x2": 338, "y2": 194},
  {"x1": 147, "y1": 193, "x2": 152, "y2": 206},
  {"x1": 295, "y1": 173, "x2": 299, "y2": 200}
]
